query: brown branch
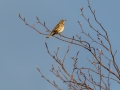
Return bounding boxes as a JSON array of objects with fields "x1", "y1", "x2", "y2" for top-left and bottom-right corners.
[
  {"x1": 36, "y1": 66, "x2": 61, "y2": 90},
  {"x1": 19, "y1": 0, "x2": 120, "y2": 89}
]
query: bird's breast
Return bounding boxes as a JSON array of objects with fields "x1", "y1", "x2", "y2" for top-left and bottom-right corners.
[{"x1": 58, "y1": 26, "x2": 64, "y2": 33}]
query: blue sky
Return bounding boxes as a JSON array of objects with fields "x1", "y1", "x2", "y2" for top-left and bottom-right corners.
[{"x1": 0, "y1": 0, "x2": 120, "y2": 90}]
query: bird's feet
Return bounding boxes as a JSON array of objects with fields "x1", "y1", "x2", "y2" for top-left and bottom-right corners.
[{"x1": 59, "y1": 33, "x2": 62, "y2": 37}]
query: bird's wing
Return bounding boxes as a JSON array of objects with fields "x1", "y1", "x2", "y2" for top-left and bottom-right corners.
[{"x1": 52, "y1": 23, "x2": 61, "y2": 32}]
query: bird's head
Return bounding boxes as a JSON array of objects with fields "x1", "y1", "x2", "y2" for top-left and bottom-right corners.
[{"x1": 59, "y1": 19, "x2": 66, "y2": 24}]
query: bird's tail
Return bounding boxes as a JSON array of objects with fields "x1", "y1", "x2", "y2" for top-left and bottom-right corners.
[{"x1": 46, "y1": 32, "x2": 55, "y2": 38}]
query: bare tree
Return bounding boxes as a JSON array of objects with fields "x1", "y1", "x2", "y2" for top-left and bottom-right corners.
[{"x1": 19, "y1": 0, "x2": 120, "y2": 90}]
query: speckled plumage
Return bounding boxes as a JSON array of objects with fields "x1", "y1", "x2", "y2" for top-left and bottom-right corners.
[{"x1": 46, "y1": 20, "x2": 66, "y2": 38}]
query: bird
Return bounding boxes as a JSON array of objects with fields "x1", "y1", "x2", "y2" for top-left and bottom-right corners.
[{"x1": 46, "y1": 19, "x2": 66, "y2": 38}]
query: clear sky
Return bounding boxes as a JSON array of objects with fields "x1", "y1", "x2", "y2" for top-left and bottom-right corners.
[{"x1": 0, "y1": 0, "x2": 120, "y2": 90}]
